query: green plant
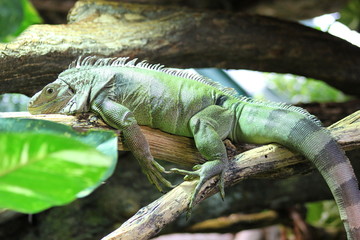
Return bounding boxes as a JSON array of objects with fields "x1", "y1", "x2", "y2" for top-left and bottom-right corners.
[
  {"x1": 0, "y1": 118, "x2": 117, "y2": 213},
  {"x1": 266, "y1": 73, "x2": 348, "y2": 103},
  {"x1": 0, "y1": 0, "x2": 42, "y2": 42},
  {"x1": 339, "y1": 0, "x2": 360, "y2": 31}
]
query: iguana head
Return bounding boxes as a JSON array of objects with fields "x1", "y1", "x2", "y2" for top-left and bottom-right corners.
[
  {"x1": 28, "y1": 56, "x2": 122, "y2": 115},
  {"x1": 28, "y1": 80, "x2": 75, "y2": 114}
]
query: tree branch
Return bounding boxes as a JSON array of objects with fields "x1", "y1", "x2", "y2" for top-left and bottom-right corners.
[
  {"x1": 119, "y1": 0, "x2": 348, "y2": 20},
  {"x1": 1, "y1": 0, "x2": 359, "y2": 96}
]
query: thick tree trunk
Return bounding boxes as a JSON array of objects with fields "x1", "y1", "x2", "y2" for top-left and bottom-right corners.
[
  {"x1": 30, "y1": 0, "x2": 349, "y2": 21},
  {"x1": 1, "y1": 0, "x2": 359, "y2": 96}
]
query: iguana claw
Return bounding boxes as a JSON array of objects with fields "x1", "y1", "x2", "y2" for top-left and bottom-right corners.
[
  {"x1": 170, "y1": 160, "x2": 227, "y2": 218},
  {"x1": 142, "y1": 159, "x2": 175, "y2": 193}
]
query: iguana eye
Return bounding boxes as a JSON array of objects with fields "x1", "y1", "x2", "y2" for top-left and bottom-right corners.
[{"x1": 46, "y1": 87, "x2": 54, "y2": 95}]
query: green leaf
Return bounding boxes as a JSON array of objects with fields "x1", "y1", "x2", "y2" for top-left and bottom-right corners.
[
  {"x1": 0, "y1": 118, "x2": 118, "y2": 213},
  {"x1": 266, "y1": 73, "x2": 349, "y2": 104},
  {"x1": 306, "y1": 201, "x2": 324, "y2": 224},
  {"x1": 306, "y1": 200, "x2": 342, "y2": 228},
  {"x1": 0, "y1": 0, "x2": 42, "y2": 42},
  {"x1": 339, "y1": 0, "x2": 360, "y2": 31},
  {"x1": 0, "y1": 0, "x2": 23, "y2": 40}
]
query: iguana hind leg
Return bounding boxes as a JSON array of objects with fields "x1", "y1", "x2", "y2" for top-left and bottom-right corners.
[{"x1": 171, "y1": 105, "x2": 234, "y2": 212}]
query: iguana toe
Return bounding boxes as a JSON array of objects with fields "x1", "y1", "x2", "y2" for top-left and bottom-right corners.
[
  {"x1": 171, "y1": 160, "x2": 228, "y2": 217},
  {"x1": 143, "y1": 159, "x2": 175, "y2": 192}
]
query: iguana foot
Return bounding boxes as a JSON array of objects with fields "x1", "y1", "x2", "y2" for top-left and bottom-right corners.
[
  {"x1": 142, "y1": 159, "x2": 175, "y2": 193},
  {"x1": 170, "y1": 160, "x2": 227, "y2": 217}
]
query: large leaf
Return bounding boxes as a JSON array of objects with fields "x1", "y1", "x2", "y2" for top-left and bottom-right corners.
[{"x1": 0, "y1": 118, "x2": 118, "y2": 213}]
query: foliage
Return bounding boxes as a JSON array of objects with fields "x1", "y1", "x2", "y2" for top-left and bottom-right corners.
[
  {"x1": 266, "y1": 73, "x2": 349, "y2": 104},
  {"x1": 339, "y1": 0, "x2": 360, "y2": 31},
  {"x1": 0, "y1": 118, "x2": 118, "y2": 213},
  {"x1": 306, "y1": 201, "x2": 343, "y2": 231},
  {"x1": 0, "y1": 0, "x2": 42, "y2": 42}
]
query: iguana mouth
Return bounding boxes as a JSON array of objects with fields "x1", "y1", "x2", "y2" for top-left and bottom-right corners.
[{"x1": 28, "y1": 97, "x2": 68, "y2": 114}]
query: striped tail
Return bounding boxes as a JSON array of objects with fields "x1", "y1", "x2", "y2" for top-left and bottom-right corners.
[
  {"x1": 235, "y1": 104, "x2": 360, "y2": 238},
  {"x1": 276, "y1": 112, "x2": 360, "y2": 239}
]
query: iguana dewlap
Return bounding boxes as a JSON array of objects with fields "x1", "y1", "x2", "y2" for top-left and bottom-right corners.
[{"x1": 28, "y1": 56, "x2": 360, "y2": 239}]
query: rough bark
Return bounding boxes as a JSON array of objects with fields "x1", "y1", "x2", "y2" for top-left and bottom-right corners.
[
  {"x1": 229, "y1": 0, "x2": 348, "y2": 20},
  {"x1": 30, "y1": 0, "x2": 349, "y2": 21},
  {"x1": 1, "y1": 0, "x2": 360, "y2": 96},
  {"x1": 125, "y1": 0, "x2": 348, "y2": 20}
]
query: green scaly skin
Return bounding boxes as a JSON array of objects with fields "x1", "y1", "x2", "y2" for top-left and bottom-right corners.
[{"x1": 28, "y1": 57, "x2": 360, "y2": 239}]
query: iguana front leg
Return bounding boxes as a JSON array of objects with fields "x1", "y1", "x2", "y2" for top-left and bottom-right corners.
[
  {"x1": 91, "y1": 96, "x2": 173, "y2": 192},
  {"x1": 171, "y1": 105, "x2": 234, "y2": 212}
]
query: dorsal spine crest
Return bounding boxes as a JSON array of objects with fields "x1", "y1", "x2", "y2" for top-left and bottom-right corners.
[
  {"x1": 236, "y1": 96, "x2": 322, "y2": 126},
  {"x1": 68, "y1": 56, "x2": 237, "y2": 96},
  {"x1": 68, "y1": 56, "x2": 322, "y2": 126}
]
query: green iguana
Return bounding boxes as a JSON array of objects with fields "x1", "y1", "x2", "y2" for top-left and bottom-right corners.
[{"x1": 28, "y1": 56, "x2": 360, "y2": 239}]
